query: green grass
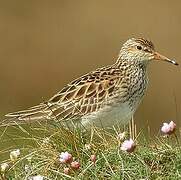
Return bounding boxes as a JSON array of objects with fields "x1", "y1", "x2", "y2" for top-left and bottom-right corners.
[{"x1": 0, "y1": 123, "x2": 181, "y2": 180}]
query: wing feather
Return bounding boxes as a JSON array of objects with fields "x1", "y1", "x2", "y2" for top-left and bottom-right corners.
[{"x1": 4, "y1": 66, "x2": 127, "y2": 124}]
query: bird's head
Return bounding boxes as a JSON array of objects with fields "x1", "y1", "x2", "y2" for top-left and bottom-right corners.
[{"x1": 119, "y1": 38, "x2": 178, "y2": 66}]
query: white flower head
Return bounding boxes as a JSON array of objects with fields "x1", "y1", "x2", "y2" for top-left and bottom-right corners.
[
  {"x1": 90, "y1": 154, "x2": 96, "y2": 164},
  {"x1": 63, "y1": 167, "x2": 70, "y2": 175},
  {"x1": 84, "y1": 144, "x2": 91, "y2": 150},
  {"x1": 42, "y1": 137, "x2": 50, "y2": 144},
  {"x1": 71, "y1": 161, "x2": 80, "y2": 170},
  {"x1": 117, "y1": 132, "x2": 126, "y2": 141},
  {"x1": 169, "y1": 121, "x2": 176, "y2": 131},
  {"x1": 32, "y1": 175, "x2": 44, "y2": 180},
  {"x1": 161, "y1": 121, "x2": 176, "y2": 135},
  {"x1": 24, "y1": 164, "x2": 32, "y2": 173},
  {"x1": 59, "y1": 151, "x2": 72, "y2": 164},
  {"x1": 0, "y1": 163, "x2": 9, "y2": 173},
  {"x1": 28, "y1": 175, "x2": 44, "y2": 180},
  {"x1": 10, "y1": 149, "x2": 20, "y2": 162},
  {"x1": 120, "y1": 139, "x2": 136, "y2": 153}
]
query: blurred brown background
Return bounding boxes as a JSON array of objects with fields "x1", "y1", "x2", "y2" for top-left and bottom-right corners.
[{"x1": 0, "y1": 0, "x2": 180, "y2": 134}]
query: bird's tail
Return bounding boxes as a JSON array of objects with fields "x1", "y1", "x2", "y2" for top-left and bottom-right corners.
[{"x1": 1, "y1": 103, "x2": 53, "y2": 126}]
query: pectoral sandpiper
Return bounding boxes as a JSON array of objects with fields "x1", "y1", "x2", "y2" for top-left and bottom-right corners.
[{"x1": 4, "y1": 38, "x2": 178, "y2": 128}]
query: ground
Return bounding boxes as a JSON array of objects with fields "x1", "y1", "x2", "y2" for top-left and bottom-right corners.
[{"x1": 0, "y1": 123, "x2": 181, "y2": 180}]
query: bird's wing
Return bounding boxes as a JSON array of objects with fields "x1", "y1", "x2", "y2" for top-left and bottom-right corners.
[{"x1": 4, "y1": 66, "x2": 127, "y2": 123}]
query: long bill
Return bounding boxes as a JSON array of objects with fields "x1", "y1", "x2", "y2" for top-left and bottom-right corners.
[{"x1": 154, "y1": 52, "x2": 178, "y2": 66}]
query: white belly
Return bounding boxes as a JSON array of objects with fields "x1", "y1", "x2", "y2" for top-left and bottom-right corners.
[{"x1": 81, "y1": 102, "x2": 134, "y2": 128}]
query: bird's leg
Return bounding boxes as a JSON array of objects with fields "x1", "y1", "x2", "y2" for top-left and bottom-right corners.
[{"x1": 129, "y1": 116, "x2": 137, "y2": 140}]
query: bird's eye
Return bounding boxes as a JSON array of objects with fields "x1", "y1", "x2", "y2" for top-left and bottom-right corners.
[{"x1": 136, "y1": 46, "x2": 142, "y2": 50}]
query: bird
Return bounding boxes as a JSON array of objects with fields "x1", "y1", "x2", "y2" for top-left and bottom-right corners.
[{"x1": 3, "y1": 37, "x2": 178, "y2": 129}]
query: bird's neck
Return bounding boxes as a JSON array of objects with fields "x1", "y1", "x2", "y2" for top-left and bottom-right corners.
[{"x1": 114, "y1": 56, "x2": 148, "y2": 71}]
